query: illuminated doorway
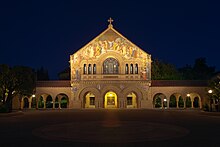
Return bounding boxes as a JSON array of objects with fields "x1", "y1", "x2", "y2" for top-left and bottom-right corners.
[
  {"x1": 104, "y1": 91, "x2": 118, "y2": 108},
  {"x1": 84, "y1": 92, "x2": 95, "y2": 108},
  {"x1": 126, "y1": 92, "x2": 137, "y2": 108}
]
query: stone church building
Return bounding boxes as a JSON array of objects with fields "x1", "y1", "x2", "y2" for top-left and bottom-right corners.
[{"x1": 14, "y1": 19, "x2": 209, "y2": 110}]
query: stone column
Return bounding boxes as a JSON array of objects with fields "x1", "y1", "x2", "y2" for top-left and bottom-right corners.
[
  {"x1": 183, "y1": 98, "x2": 186, "y2": 109},
  {"x1": 20, "y1": 100, "x2": 23, "y2": 110},
  {"x1": 139, "y1": 101, "x2": 141, "y2": 108},
  {"x1": 101, "y1": 99, "x2": 104, "y2": 108},
  {"x1": 199, "y1": 99, "x2": 202, "y2": 109},
  {"x1": 167, "y1": 99, "x2": 169, "y2": 109},
  {"x1": 36, "y1": 98, "x2": 39, "y2": 109},
  {"x1": 29, "y1": 101, "x2": 32, "y2": 109},
  {"x1": 52, "y1": 100, "x2": 55, "y2": 109},
  {"x1": 58, "y1": 100, "x2": 61, "y2": 109},
  {"x1": 99, "y1": 100, "x2": 101, "y2": 108},
  {"x1": 68, "y1": 99, "x2": 73, "y2": 108},
  {"x1": 95, "y1": 100, "x2": 99, "y2": 108},
  {"x1": 43, "y1": 96, "x2": 46, "y2": 109},
  {"x1": 118, "y1": 100, "x2": 121, "y2": 108},
  {"x1": 58, "y1": 96, "x2": 61, "y2": 109},
  {"x1": 124, "y1": 101, "x2": 127, "y2": 109},
  {"x1": 176, "y1": 98, "x2": 179, "y2": 108},
  {"x1": 43, "y1": 101, "x2": 46, "y2": 109},
  {"x1": 120, "y1": 99, "x2": 125, "y2": 108}
]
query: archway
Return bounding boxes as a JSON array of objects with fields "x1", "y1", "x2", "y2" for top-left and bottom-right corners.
[
  {"x1": 31, "y1": 97, "x2": 36, "y2": 108},
  {"x1": 193, "y1": 97, "x2": 200, "y2": 108},
  {"x1": 55, "y1": 93, "x2": 69, "y2": 109},
  {"x1": 178, "y1": 96, "x2": 184, "y2": 108},
  {"x1": 153, "y1": 93, "x2": 166, "y2": 108},
  {"x1": 188, "y1": 93, "x2": 201, "y2": 109},
  {"x1": 46, "y1": 95, "x2": 53, "y2": 108},
  {"x1": 169, "y1": 94, "x2": 177, "y2": 108},
  {"x1": 38, "y1": 96, "x2": 44, "y2": 108},
  {"x1": 23, "y1": 97, "x2": 29, "y2": 109},
  {"x1": 84, "y1": 92, "x2": 96, "y2": 108},
  {"x1": 186, "y1": 96, "x2": 192, "y2": 108},
  {"x1": 126, "y1": 92, "x2": 137, "y2": 108},
  {"x1": 104, "y1": 91, "x2": 118, "y2": 108},
  {"x1": 61, "y1": 97, "x2": 68, "y2": 108}
]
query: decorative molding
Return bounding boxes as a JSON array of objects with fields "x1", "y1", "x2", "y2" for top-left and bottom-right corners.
[{"x1": 120, "y1": 84, "x2": 124, "y2": 90}]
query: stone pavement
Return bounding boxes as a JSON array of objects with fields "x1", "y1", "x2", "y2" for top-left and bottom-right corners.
[{"x1": 0, "y1": 109, "x2": 220, "y2": 147}]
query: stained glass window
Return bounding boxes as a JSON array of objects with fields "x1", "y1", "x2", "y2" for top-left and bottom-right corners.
[
  {"x1": 93, "y1": 64, "x2": 96, "y2": 74},
  {"x1": 130, "y1": 64, "x2": 133, "y2": 74},
  {"x1": 135, "y1": 64, "x2": 138, "y2": 74},
  {"x1": 103, "y1": 58, "x2": 119, "y2": 74},
  {"x1": 125, "y1": 64, "x2": 129, "y2": 74},
  {"x1": 83, "y1": 64, "x2": 86, "y2": 74},
  {"x1": 88, "y1": 64, "x2": 92, "y2": 74}
]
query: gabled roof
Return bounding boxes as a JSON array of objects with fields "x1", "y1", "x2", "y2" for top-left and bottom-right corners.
[{"x1": 71, "y1": 19, "x2": 151, "y2": 61}]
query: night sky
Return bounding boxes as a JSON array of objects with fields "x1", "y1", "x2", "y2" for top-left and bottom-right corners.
[{"x1": 0, "y1": 0, "x2": 219, "y2": 79}]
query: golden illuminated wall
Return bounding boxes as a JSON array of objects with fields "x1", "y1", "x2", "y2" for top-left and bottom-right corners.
[{"x1": 70, "y1": 24, "x2": 151, "y2": 82}]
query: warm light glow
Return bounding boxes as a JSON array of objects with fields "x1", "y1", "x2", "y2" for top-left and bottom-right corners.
[
  {"x1": 187, "y1": 94, "x2": 190, "y2": 97},
  {"x1": 208, "y1": 90, "x2": 213, "y2": 94},
  {"x1": 104, "y1": 92, "x2": 117, "y2": 108},
  {"x1": 163, "y1": 98, "x2": 167, "y2": 102},
  {"x1": 32, "y1": 94, "x2": 36, "y2": 97}
]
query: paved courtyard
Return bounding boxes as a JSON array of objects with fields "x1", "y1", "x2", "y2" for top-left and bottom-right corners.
[{"x1": 0, "y1": 109, "x2": 220, "y2": 147}]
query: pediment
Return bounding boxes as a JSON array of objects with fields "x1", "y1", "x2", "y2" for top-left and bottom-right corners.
[{"x1": 71, "y1": 25, "x2": 150, "y2": 64}]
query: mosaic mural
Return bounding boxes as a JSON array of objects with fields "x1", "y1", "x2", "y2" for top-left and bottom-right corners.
[
  {"x1": 70, "y1": 27, "x2": 151, "y2": 81},
  {"x1": 72, "y1": 29, "x2": 149, "y2": 65}
]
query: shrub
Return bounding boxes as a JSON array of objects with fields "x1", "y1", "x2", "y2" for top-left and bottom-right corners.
[
  {"x1": 203, "y1": 103, "x2": 209, "y2": 111},
  {"x1": 0, "y1": 104, "x2": 9, "y2": 113}
]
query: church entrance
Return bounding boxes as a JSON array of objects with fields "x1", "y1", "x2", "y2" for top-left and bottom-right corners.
[
  {"x1": 104, "y1": 91, "x2": 118, "y2": 108},
  {"x1": 84, "y1": 92, "x2": 96, "y2": 108},
  {"x1": 126, "y1": 92, "x2": 137, "y2": 108}
]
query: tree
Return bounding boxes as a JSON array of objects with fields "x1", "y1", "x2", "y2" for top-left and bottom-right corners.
[
  {"x1": 151, "y1": 59, "x2": 181, "y2": 80},
  {"x1": 208, "y1": 74, "x2": 220, "y2": 111},
  {"x1": 179, "y1": 57, "x2": 216, "y2": 80},
  {"x1": 178, "y1": 64, "x2": 194, "y2": 80},
  {"x1": 58, "y1": 67, "x2": 70, "y2": 80},
  {"x1": 37, "y1": 66, "x2": 49, "y2": 81},
  {"x1": 0, "y1": 64, "x2": 36, "y2": 112},
  {"x1": 193, "y1": 58, "x2": 215, "y2": 80}
]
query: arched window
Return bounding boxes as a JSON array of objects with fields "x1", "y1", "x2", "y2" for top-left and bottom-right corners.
[
  {"x1": 135, "y1": 64, "x2": 138, "y2": 74},
  {"x1": 88, "y1": 64, "x2": 92, "y2": 74},
  {"x1": 83, "y1": 64, "x2": 87, "y2": 74},
  {"x1": 103, "y1": 58, "x2": 119, "y2": 74},
  {"x1": 125, "y1": 64, "x2": 129, "y2": 74},
  {"x1": 130, "y1": 64, "x2": 133, "y2": 74},
  {"x1": 93, "y1": 64, "x2": 96, "y2": 74}
]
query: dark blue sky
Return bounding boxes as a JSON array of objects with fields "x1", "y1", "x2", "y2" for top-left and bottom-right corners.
[{"x1": 0, "y1": 0, "x2": 219, "y2": 79}]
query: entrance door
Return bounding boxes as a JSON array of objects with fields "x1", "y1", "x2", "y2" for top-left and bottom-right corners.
[
  {"x1": 104, "y1": 91, "x2": 117, "y2": 108},
  {"x1": 126, "y1": 92, "x2": 137, "y2": 108},
  {"x1": 84, "y1": 92, "x2": 95, "y2": 108}
]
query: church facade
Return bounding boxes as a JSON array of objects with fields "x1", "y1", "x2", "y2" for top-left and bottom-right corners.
[
  {"x1": 14, "y1": 19, "x2": 209, "y2": 110},
  {"x1": 69, "y1": 20, "x2": 152, "y2": 109}
]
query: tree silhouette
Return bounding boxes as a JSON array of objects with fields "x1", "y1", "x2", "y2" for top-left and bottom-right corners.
[{"x1": 0, "y1": 64, "x2": 35, "y2": 112}]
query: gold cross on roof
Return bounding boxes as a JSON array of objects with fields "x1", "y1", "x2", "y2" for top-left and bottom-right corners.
[{"x1": 108, "y1": 17, "x2": 113, "y2": 28}]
